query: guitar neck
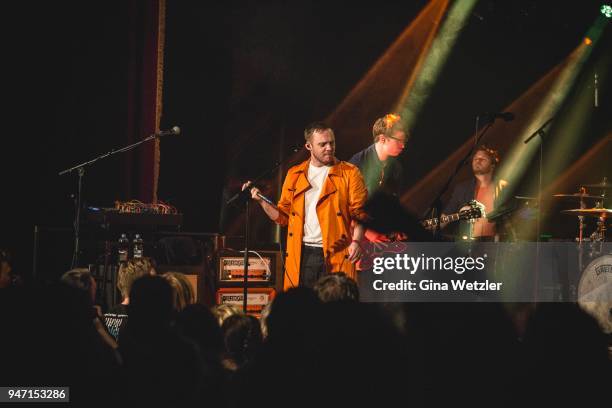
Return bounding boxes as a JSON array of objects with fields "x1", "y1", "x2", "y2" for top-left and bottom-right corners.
[{"x1": 421, "y1": 213, "x2": 461, "y2": 228}]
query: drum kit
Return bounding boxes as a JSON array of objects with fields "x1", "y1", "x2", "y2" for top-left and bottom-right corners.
[
  {"x1": 555, "y1": 177, "x2": 611, "y2": 244},
  {"x1": 511, "y1": 178, "x2": 611, "y2": 332},
  {"x1": 509, "y1": 178, "x2": 610, "y2": 243},
  {"x1": 554, "y1": 177, "x2": 611, "y2": 334}
]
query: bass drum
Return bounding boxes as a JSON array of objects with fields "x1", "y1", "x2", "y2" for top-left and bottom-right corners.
[{"x1": 577, "y1": 254, "x2": 612, "y2": 334}]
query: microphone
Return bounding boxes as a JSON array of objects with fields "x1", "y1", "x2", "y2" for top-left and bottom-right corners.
[
  {"x1": 244, "y1": 182, "x2": 276, "y2": 206},
  {"x1": 157, "y1": 126, "x2": 181, "y2": 137},
  {"x1": 226, "y1": 183, "x2": 277, "y2": 207},
  {"x1": 255, "y1": 192, "x2": 276, "y2": 206},
  {"x1": 479, "y1": 112, "x2": 515, "y2": 122},
  {"x1": 594, "y1": 73, "x2": 598, "y2": 108}
]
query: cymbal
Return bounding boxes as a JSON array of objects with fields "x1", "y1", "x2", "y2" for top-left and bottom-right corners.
[
  {"x1": 584, "y1": 181, "x2": 612, "y2": 189},
  {"x1": 561, "y1": 208, "x2": 612, "y2": 217},
  {"x1": 553, "y1": 193, "x2": 604, "y2": 200}
]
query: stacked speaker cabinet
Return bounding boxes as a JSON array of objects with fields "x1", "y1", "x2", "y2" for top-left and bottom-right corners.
[{"x1": 215, "y1": 249, "x2": 283, "y2": 315}]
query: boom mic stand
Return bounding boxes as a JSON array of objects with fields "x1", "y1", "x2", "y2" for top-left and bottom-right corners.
[
  {"x1": 523, "y1": 116, "x2": 554, "y2": 238},
  {"x1": 523, "y1": 116, "x2": 555, "y2": 302},
  {"x1": 59, "y1": 127, "x2": 180, "y2": 269},
  {"x1": 226, "y1": 145, "x2": 304, "y2": 312}
]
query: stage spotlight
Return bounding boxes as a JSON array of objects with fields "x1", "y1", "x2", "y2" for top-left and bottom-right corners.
[
  {"x1": 395, "y1": 0, "x2": 477, "y2": 130},
  {"x1": 601, "y1": 4, "x2": 612, "y2": 18},
  {"x1": 584, "y1": 37, "x2": 593, "y2": 45}
]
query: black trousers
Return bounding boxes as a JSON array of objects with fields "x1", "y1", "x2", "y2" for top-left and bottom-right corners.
[{"x1": 299, "y1": 245, "x2": 327, "y2": 288}]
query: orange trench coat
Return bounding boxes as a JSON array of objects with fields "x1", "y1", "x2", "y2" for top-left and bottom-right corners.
[{"x1": 274, "y1": 159, "x2": 368, "y2": 290}]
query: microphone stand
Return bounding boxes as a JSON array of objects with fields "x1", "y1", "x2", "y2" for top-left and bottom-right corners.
[
  {"x1": 523, "y1": 116, "x2": 554, "y2": 242},
  {"x1": 59, "y1": 130, "x2": 174, "y2": 269},
  {"x1": 523, "y1": 116, "x2": 554, "y2": 302},
  {"x1": 426, "y1": 118, "x2": 494, "y2": 240},
  {"x1": 226, "y1": 145, "x2": 304, "y2": 312}
]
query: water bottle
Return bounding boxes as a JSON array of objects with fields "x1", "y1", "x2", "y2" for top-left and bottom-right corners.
[
  {"x1": 133, "y1": 234, "x2": 144, "y2": 259},
  {"x1": 118, "y1": 233, "x2": 129, "y2": 263}
]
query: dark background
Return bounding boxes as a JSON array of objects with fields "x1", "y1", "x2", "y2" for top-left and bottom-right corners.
[{"x1": 2, "y1": 0, "x2": 610, "y2": 281}]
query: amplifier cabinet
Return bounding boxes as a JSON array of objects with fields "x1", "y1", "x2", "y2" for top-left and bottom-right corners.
[
  {"x1": 216, "y1": 250, "x2": 283, "y2": 289},
  {"x1": 215, "y1": 287, "x2": 276, "y2": 315}
]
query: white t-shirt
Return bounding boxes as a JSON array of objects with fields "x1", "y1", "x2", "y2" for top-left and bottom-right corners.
[{"x1": 303, "y1": 162, "x2": 331, "y2": 246}]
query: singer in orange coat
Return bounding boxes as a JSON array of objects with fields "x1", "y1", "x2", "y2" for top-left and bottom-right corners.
[{"x1": 245, "y1": 122, "x2": 368, "y2": 290}]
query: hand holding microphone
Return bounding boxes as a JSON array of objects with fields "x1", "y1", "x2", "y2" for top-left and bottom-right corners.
[
  {"x1": 241, "y1": 181, "x2": 276, "y2": 206},
  {"x1": 241, "y1": 181, "x2": 260, "y2": 201}
]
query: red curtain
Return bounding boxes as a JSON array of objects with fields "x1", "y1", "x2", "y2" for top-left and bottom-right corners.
[{"x1": 124, "y1": 0, "x2": 165, "y2": 203}]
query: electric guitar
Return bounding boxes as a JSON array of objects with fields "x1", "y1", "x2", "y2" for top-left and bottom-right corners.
[
  {"x1": 358, "y1": 201, "x2": 486, "y2": 269},
  {"x1": 421, "y1": 200, "x2": 486, "y2": 229}
]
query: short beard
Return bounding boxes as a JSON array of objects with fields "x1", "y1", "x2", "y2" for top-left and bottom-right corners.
[
  {"x1": 473, "y1": 167, "x2": 493, "y2": 176},
  {"x1": 313, "y1": 152, "x2": 334, "y2": 165}
]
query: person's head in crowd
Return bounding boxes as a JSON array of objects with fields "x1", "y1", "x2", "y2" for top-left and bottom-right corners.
[
  {"x1": 161, "y1": 272, "x2": 195, "y2": 311},
  {"x1": 265, "y1": 287, "x2": 322, "y2": 341},
  {"x1": 212, "y1": 303, "x2": 243, "y2": 326},
  {"x1": 221, "y1": 314, "x2": 263, "y2": 371},
  {"x1": 314, "y1": 272, "x2": 359, "y2": 302},
  {"x1": 177, "y1": 304, "x2": 224, "y2": 359},
  {"x1": 522, "y1": 303, "x2": 609, "y2": 405},
  {"x1": 60, "y1": 268, "x2": 121, "y2": 350},
  {"x1": 117, "y1": 257, "x2": 156, "y2": 305},
  {"x1": 61, "y1": 268, "x2": 96, "y2": 304},
  {"x1": 128, "y1": 275, "x2": 175, "y2": 333},
  {"x1": 524, "y1": 302, "x2": 609, "y2": 363},
  {"x1": 0, "y1": 248, "x2": 13, "y2": 288}
]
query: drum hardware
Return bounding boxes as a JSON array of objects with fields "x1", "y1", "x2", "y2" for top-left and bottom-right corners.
[
  {"x1": 583, "y1": 177, "x2": 610, "y2": 210},
  {"x1": 554, "y1": 185, "x2": 608, "y2": 244},
  {"x1": 577, "y1": 254, "x2": 612, "y2": 334},
  {"x1": 552, "y1": 193, "x2": 604, "y2": 200},
  {"x1": 556, "y1": 182, "x2": 609, "y2": 273},
  {"x1": 561, "y1": 207, "x2": 610, "y2": 268},
  {"x1": 560, "y1": 208, "x2": 612, "y2": 217},
  {"x1": 566, "y1": 191, "x2": 612, "y2": 333},
  {"x1": 584, "y1": 176, "x2": 612, "y2": 190}
]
